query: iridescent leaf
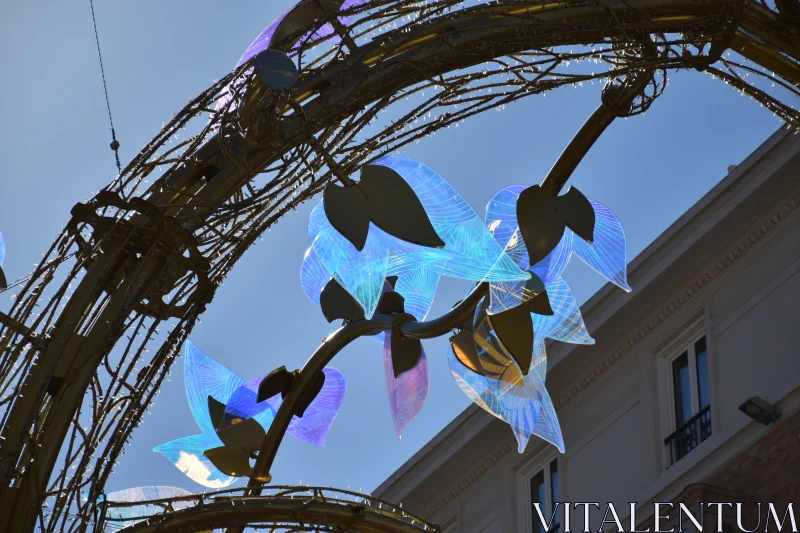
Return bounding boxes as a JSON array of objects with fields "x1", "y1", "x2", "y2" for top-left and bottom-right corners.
[
  {"x1": 300, "y1": 247, "x2": 330, "y2": 305},
  {"x1": 384, "y1": 334, "x2": 429, "y2": 439},
  {"x1": 309, "y1": 204, "x2": 388, "y2": 318},
  {"x1": 485, "y1": 186, "x2": 572, "y2": 284},
  {"x1": 571, "y1": 200, "x2": 631, "y2": 291},
  {"x1": 153, "y1": 434, "x2": 236, "y2": 489},
  {"x1": 448, "y1": 345, "x2": 564, "y2": 453},
  {"x1": 237, "y1": 0, "x2": 364, "y2": 66},
  {"x1": 183, "y1": 341, "x2": 244, "y2": 436},
  {"x1": 532, "y1": 277, "x2": 595, "y2": 346},
  {"x1": 265, "y1": 368, "x2": 346, "y2": 447},
  {"x1": 222, "y1": 376, "x2": 275, "y2": 431},
  {"x1": 375, "y1": 156, "x2": 529, "y2": 283},
  {"x1": 103, "y1": 487, "x2": 200, "y2": 532},
  {"x1": 372, "y1": 266, "x2": 439, "y2": 343}
]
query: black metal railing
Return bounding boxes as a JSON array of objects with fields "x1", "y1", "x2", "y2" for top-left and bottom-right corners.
[{"x1": 664, "y1": 405, "x2": 712, "y2": 466}]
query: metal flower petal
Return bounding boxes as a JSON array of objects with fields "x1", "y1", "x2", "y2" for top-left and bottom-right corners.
[
  {"x1": 222, "y1": 376, "x2": 276, "y2": 431},
  {"x1": 265, "y1": 368, "x2": 346, "y2": 447},
  {"x1": 384, "y1": 334, "x2": 429, "y2": 439}
]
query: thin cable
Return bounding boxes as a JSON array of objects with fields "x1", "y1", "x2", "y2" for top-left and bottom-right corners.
[{"x1": 89, "y1": 0, "x2": 122, "y2": 176}]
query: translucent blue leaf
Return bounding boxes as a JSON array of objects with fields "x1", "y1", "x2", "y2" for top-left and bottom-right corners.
[
  {"x1": 486, "y1": 185, "x2": 572, "y2": 285},
  {"x1": 571, "y1": 200, "x2": 631, "y2": 291},
  {"x1": 531, "y1": 231, "x2": 573, "y2": 286},
  {"x1": 384, "y1": 334, "x2": 429, "y2": 439},
  {"x1": 265, "y1": 368, "x2": 346, "y2": 447},
  {"x1": 300, "y1": 247, "x2": 331, "y2": 306},
  {"x1": 237, "y1": 0, "x2": 364, "y2": 65},
  {"x1": 153, "y1": 434, "x2": 236, "y2": 489},
  {"x1": 375, "y1": 156, "x2": 529, "y2": 283},
  {"x1": 183, "y1": 341, "x2": 244, "y2": 436},
  {"x1": 309, "y1": 204, "x2": 388, "y2": 319},
  {"x1": 386, "y1": 261, "x2": 439, "y2": 322},
  {"x1": 223, "y1": 376, "x2": 275, "y2": 431},
  {"x1": 448, "y1": 345, "x2": 564, "y2": 453},
  {"x1": 104, "y1": 487, "x2": 199, "y2": 531},
  {"x1": 0, "y1": 231, "x2": 5, "y2": 266},
  {"x1": 531, "y1": 277, "x2": 594, "y2": 346}
]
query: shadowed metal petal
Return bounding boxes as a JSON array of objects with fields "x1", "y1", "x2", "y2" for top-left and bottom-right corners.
[
  {"x1": 265, "y1": 368, "x2": 346, "y2": 447},
  {"x1": 222, "y1": 376, "x2": 275, "y2": 431}
]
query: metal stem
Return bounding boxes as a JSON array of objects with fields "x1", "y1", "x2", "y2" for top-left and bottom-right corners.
[{"x1": 250, "y1": 283, "x2": 488, "y2": 482}]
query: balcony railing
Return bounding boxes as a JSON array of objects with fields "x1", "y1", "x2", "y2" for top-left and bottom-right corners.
[{"x1": 664, "y1": 405, "x2": 712, "y2": 466}]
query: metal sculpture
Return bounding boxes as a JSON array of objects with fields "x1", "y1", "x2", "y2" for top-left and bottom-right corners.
[{"x1": 0, "y1": 0, "x2": 798, "y2": 531}]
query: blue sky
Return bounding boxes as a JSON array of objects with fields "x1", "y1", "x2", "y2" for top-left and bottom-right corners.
[{"x1": 0, "y1": 0, "x2": 785, "y2": 496}]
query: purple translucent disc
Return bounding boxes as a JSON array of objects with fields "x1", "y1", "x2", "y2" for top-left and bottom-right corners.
[
  {"x1": 265, "y1": 367, "x2": 346, "y2": 447},
  {"x1": 383, "y1": 334, "x2": 429, "y2": 439}
]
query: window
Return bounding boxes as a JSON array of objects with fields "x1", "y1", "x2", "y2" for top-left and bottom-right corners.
[
  {"x1": 531, "y1": 459, "x2": 560, "y2": 533},
  {"x1": 664, "y1": 336, "x2": 712, "y2": 465}
]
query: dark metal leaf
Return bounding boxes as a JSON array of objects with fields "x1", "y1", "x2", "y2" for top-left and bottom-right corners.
[
  {"x1": 0, "y1": 267, "x2": 6, "y2": 290},
  {"x1": 257, "y1": 366, "x2": 295, "y2": 403},
  {"x1": 204, "y1": 446, "x2": 253, "y2": 477},
  {"x1": 385, "y1": 276, "x2": 398, "y2": 290},
  {"x1": 360, "y1": 165, "x2": 446, "y2": 249},
  {"x1": 323, "y1": 182, "x2": 371, "y2": 251},
  {"x1": 560, "y1": 187, "x2": 595, "y2": 243},
  {"x1": 390, "y1": 334, "x2": 422, "y2": 378},
  {"x1": 296, "y1": 371, "x2": 326, "y2": 418},
  {"x1": 524, "y1": 288, "x2": 554, "y2": 317},
  {"x1": 516, "y1": 185, "x2": 567, "y2": 267},
  {"x1": 486, "y1": 305, "x2": 534, "y2": 375},
  {"x1": 377, "y1": 291, "x2": 405, "y2": 315},
  {"x1": 253, "y1": 49, "x2": 298, "y2": 91},
  {"x1": 215, "y1": 418, "x2": 267, "y2": 454},
  {"x1": 517, "y1": 184, "x2": 597, "y2": 265},
  {"x1": 319, "y1": 278, "x2": 365, "y2": 323},
  {"x1": 208, "y1": 396, "x2": 227, "y2": 429},
  {"x1": 450, "y1": 329, "x2": 483, "y2": 375}
]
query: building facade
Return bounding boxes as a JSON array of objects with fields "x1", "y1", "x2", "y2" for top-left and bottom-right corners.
[{"x1": 374, "y1": 129, "x2": 800, "y2": 533}]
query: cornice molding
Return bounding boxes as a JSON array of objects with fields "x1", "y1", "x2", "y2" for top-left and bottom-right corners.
[{"x1": 418, "y1": 189, "x2": 800, "y2": 523}]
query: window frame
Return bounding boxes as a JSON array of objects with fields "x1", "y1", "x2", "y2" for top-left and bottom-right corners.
[
  {"x1": 667, "y1": 336, "x2": 707, "y2": 429},
  {"x1": 655, "y1": 317, "x2": 712, "y2": 468},
  {"x1": 529, "y1": 458, "x2": 560, "y2": 533}
]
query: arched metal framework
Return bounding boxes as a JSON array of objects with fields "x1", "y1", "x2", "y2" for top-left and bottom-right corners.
[
  {"x1": 0, "y1": 0, "x2": 797, "y2": 531},
  {"x1": 103, "y1": 486, "x2": 439, "y2": 533}
]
